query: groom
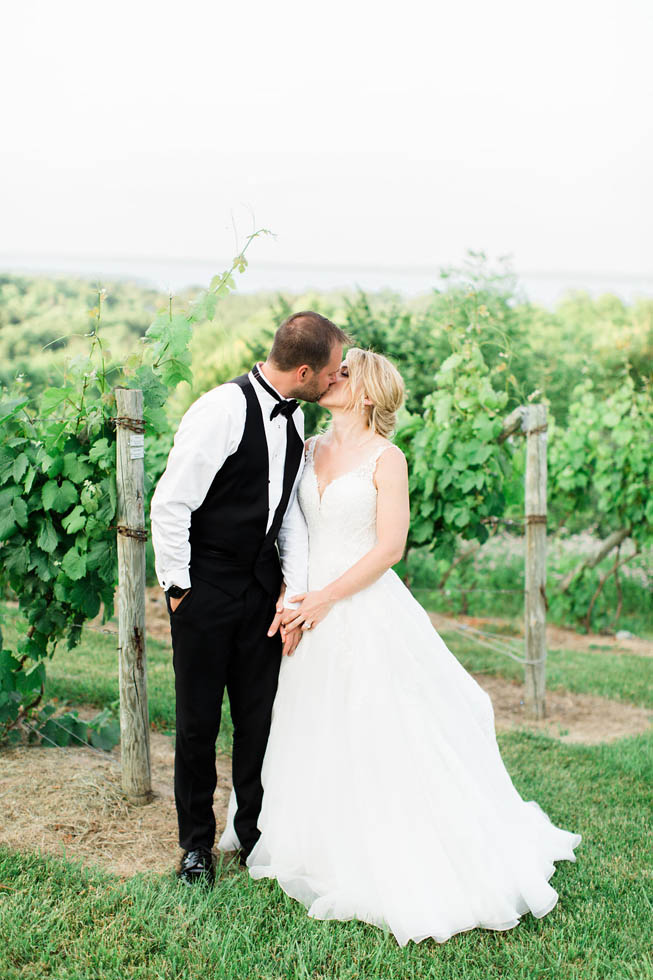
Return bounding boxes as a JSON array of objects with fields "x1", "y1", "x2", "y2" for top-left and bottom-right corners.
[{"x1": 151, "y1": 310, "x2": 348, "y2": 885}]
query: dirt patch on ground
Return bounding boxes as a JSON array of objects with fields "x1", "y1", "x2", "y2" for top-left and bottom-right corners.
[
  {"x1": 0, "y1": 725, "x2": 235, "y2": 879},
  {"x1": 480, "y1": 674, "x2": 652, "y2": 744}
]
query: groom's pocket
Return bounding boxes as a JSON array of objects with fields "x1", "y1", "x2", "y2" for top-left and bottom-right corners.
[{"x1": 167, "y1": 585, "x2": 198, "y2": 617}]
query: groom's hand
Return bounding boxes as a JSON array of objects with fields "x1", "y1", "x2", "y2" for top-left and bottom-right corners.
[
  {"x1": 282, "y1": 627, "x2": 302, "y2": 657},
  {"x1": 169, "y1": 589, "x2": 191, "y2": 613}
]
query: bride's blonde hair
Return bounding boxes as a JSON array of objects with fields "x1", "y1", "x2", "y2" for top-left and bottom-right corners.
[{"x1": 343, "y1": 348, "x2": 405, "y2": 438}]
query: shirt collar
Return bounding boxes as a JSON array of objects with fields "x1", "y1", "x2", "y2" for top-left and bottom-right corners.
[{"x1": 250, "y1": 362, "x2": 286, "y2": 401}]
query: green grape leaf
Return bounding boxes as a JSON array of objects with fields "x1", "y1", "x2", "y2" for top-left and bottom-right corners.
[
  {"x1": 96, "y1": 478, "x2": 116, "y2": 523},
  {"x1": 165, "y1": 314, "x2": 192, "y2": 356},
  {"x1": 61, "y1": 547, "x2": 87, "y2": 581},
  {"x1": 28, "y1": 548, "x2": 55, "y2": 580},
  {"x1": 39, "y1": 718, "x2": 73, "y2": 747},
  {"x1": 62, "y1": 453, "x2": 93, "y2": 484},
  {"x1": 0, "y1": 398, "x2": 29, "y2": 425},
  {"x1": 5, "y1": 545, "x2": 28, "y2": 576},
  {"x1": 88, "y1": 438, "x2": 112, "y2": 469},
  {"x1": 161, "y1": 357, "x2": 193, "y2": 388},
  {"x1": 143, "y1": 405, "x2": 168, "y2": 434},
  {"x1": 132, "y1": 366, "x2": 168, "y2": 408},
  {"x1": 42, "y1": 480, "x2": 78, "y2": 513},
  {"x1": 12, "y1": 453, "x2": 29, "y2": 482},
  {"x1": 15, "y1": 661, "x2": 45, "y2": 696},
  {"x1": 12, "y1": 497, "x2": 28, "y2": 528},
  {"x1": 23, "y1": 465, "x2": 37, "y2": 494},
  {"x1": 80, "y1": 483, "x2": 100, "y2": 513},
  {"x1": 40, "y1": 387, "x2": 75, "y2": 416},
  {"x1": 0, "y1": 511, "x2": 17, "y2": 541},
  {"x1": 0, "y1": 448, "x2": 16, "y2": 485},
  {"x1": 88, "y1": 716, "x2": 121, "y2": 751},
  {"x1": 36, "y1": 518, "x2": 59, "y2": 554},
  {"x1": 144, "y1": 311, "x2": 169, "y2": 340},
  {"x1": 62, "y1": 505, "x2": 87, "y2": 534}
]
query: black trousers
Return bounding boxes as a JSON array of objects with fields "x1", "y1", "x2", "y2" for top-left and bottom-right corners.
[{"x1": 168, "y1": 573, "x2": 282, "y2": 855}]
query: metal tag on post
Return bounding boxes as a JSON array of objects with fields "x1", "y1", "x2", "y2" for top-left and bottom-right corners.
[{"x1": 129, "y1": 433, "x2": 145, "y2": 460}]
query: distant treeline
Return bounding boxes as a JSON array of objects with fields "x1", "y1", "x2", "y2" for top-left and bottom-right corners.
[{"x1": 0, "y1": 265, "x2": 651, "y2": 429}]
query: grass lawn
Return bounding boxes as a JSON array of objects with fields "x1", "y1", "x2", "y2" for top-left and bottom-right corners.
[
  {"x1": 444, "y1": 635, "x2": 653, "y2": 712},
  {"x1": 1, "y1": 603, "x2": 652, "y2": 978}
]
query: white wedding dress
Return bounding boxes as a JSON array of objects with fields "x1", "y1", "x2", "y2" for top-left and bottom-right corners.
[{"x1": 219, "y1": 439, "x2": 581, "y2": 945}]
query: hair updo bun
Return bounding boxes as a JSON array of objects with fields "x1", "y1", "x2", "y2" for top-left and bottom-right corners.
[{"x1": 344, "y1": 348, "x2": 405, "y2": 438}]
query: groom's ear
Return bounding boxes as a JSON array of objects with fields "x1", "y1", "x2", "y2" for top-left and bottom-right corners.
[{"x1": 295, "y1": 364, "x2": 311, "y2": 383}]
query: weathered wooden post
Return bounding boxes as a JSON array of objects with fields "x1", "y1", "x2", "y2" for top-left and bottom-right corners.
[
  {"x1": 115, "y1": 388, "x2": 152, "y2": 803},
  {"x1": 524, "y1": 404, "x2": 548, "y2": 719}
]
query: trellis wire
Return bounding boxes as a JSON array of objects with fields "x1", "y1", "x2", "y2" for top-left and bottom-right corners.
[
  {"x1": 84, "y1": 605, "x2": 537, "y2": 667},
  {"x1": 432, "y1": 614, "x2": 544, "y2": 666},
  {"x1": 79, "y1": 624, "x2": 119, "y2": 636},
  {"x1": 15, "y1": 415, "x2": 146, "y2": 426},
  {"x1": 78, "y1": 623, "x2": 117, "y2": 635},
  {"x1": 410, "y1": 586, "x2": 524, "y2": 595},
  {"x1": 20, "y1": 718, "x2": 122, "y2": 768}
]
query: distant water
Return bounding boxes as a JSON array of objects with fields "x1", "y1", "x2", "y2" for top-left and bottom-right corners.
[{"x1": 1, "y1": 253, "x2": 652, "y2": 308}]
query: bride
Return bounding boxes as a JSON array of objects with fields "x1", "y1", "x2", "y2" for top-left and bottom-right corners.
[{"x1": 220, "y1": 347, "x2": 581, "y2": 946}]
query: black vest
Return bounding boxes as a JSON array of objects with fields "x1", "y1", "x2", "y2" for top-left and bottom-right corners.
[{"x1": 188, "y1": 373, "x2": 304, "y2": 598}]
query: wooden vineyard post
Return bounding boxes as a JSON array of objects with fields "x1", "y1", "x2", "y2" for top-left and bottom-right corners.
[
  {"x1": 524, "y1": 404, "x2": 548, "y2": 719},
  {"x1": 115, "y1": 388, "x2": 152, "y2": 803}
]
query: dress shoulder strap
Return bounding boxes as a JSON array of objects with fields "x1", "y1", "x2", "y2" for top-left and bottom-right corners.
[
  {"x1": 362, "y1": 441, "x2": 403, "y2": 476},
  {"x1": 305, "y1": 435, "x2": 319, "y2": 465}
]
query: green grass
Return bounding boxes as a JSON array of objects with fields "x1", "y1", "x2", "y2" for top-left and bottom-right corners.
[
  {"x1": 1, "y1": 729, "x2": 652, "y2": 979},
  {"x1": 1, "y1": 601, "x2": 652, "y2": 978},
  {"x1": 0, "y1": 605, "x2": 233, "y2": 752},
  {"x1": 441, "y1": 632, "x2": 653, "y2": 711}
]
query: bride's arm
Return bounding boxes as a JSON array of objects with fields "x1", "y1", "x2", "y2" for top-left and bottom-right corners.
[{"x1": 283, "y1": 446, "x2": 410, "y2": 631}]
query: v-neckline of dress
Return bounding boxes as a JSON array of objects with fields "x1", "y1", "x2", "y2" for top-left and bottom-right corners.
[
  {"x1": 310, "y1": 437, "x2": 382, "y2": 506},
  {"x1": 312, "y1": 465, "x2": 362, "y2": 505}
]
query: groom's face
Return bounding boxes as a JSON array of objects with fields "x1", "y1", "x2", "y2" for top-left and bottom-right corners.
[{"x1": 292, "y1": 343, "x2": 343, "y2": 403}]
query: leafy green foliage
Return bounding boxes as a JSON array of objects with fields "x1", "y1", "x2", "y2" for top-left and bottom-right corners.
[
  {"x1": 547, "y1": 373, "x2": 652, "y2": 629},
  {"x1": 549, "y1": 373, "x2": 652, "y2": 540},
  {"x1": 397, "y1": 340, "x2": 511, "y2": 562},
  {"x1": 0, "y1": 232, "x2": 270, "y2": 744},
  {"x1": 0, "y1": 246, "x2": 650, "y2": 736},
  {"x1": 30, "y1": 702, "x2": 120, "y2": 751},
  {"x1": 343, "y1": 254, "x2": 529, "y2": 418}
]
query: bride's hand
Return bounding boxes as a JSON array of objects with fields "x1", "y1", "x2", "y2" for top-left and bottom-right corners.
[{"x1": 283, "y1": 590, "x2": 334, "y2": 632}]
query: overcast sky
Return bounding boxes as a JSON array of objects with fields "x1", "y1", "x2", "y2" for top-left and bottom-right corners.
[{"x1": 2, "y1": 0, "x2": 652, "y2": 293}]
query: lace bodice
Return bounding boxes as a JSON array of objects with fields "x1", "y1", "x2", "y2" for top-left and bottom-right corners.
[{"x1": 298, "y1": 437, "x2": 401, "y2": 590}]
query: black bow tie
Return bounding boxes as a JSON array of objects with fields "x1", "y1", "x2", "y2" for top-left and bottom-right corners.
[
  {"x1": 252, "y1": 364, "x2": 299, "y2": 422},
  {"x1": 270, "y1": 398, "x2": 299, "y2": 421}
]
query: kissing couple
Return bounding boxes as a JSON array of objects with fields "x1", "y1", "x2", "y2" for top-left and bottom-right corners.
[{"x1": 151, "y1": 310, "x2": 580, "y2": 946}]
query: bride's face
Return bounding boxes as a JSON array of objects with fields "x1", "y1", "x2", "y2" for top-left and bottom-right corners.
[{"x1": 318, "y1": 360, "x2": 351, "y2": 409}]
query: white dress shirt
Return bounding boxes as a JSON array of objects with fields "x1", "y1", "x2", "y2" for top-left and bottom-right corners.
[{"x1": 150, "y1": 364, "x2": 308, "y2": 606}]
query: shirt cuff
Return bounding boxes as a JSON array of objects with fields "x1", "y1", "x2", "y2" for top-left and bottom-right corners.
[
  {"x1": 282, "y1": 582, "x2": 306, "y2": 609},
  {"x1": 160, "y1": 568, "x2": 191, "y2": 591}
]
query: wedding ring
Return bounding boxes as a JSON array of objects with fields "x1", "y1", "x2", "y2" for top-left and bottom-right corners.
[{"x1": 304, "y1": 622, "x2": 313, "y2": 630}]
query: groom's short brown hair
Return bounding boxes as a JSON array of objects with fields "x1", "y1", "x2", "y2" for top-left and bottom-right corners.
[{"x1": 269, "y1": 311, "x2": 350, "y2": 372}]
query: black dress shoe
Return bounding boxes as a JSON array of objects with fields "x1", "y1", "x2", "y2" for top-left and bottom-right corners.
[{"x1": 177, "y1": 848, "x2": 215, "y2": 886}]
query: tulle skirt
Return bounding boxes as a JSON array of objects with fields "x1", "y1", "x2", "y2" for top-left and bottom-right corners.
[{"x1": 219, "y1": 569, "x2": 581, "y2": 946}]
